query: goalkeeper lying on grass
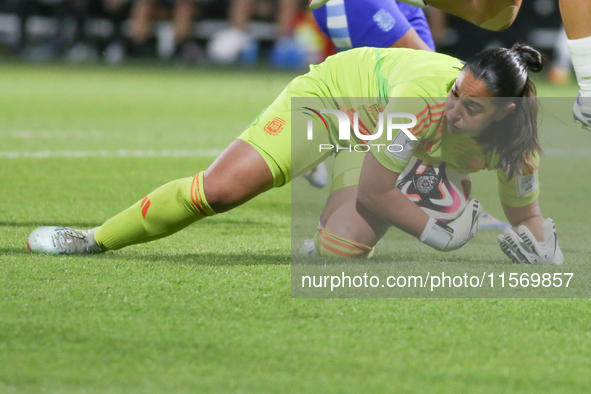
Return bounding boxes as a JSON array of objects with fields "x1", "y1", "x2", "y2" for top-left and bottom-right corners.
[{"x1": 28, "y1": 44, "x2": 563, "y2": 264}]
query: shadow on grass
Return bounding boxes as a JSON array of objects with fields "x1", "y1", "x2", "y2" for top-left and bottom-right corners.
[
  {"x1": 4, "y1": 245, "x2": 510, "y2": 267},
  {"x1": 0, "y1": 246, "x2": 290, "y2": 266},
  {"x1": 0, "y1": 221, "x2": 105, "y2": 228},
  {"x1": 124, "y1": 252, "x2": 292, "y2": 266}
]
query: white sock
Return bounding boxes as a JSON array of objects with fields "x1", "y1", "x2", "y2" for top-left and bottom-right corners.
[
  {"x1": 567, "y1": 35, "x2": 591, "y2": 97},
  {"x1": 88, "y1": 227, "x2": 105, "y2": 252}
]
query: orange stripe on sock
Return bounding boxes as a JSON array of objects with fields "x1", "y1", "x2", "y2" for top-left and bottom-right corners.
[
  {"x1": 141, "y1": 196, "x2": 148, "y2": 207},
  {"x1": 141, "y1": 199, "x2": 151, "y2": 218},
  {"x1": 318, "y1": 228, "x2": 372, "y2": 252},
  {"x1": 319, "y1": 233, "x2": 362, "y2": 252},
  {"x1": 190, "y1": 175, "x2": 207, "y2": 216},
  {"x1": 318, "y1": 237, "x2": 362, "y2": 258},
  {"x1": 190, "y1": 176, "x2": 197, "y2": 206},
  {"x1": 194, "y1": 175, "x2": 207, "y2": 215}
]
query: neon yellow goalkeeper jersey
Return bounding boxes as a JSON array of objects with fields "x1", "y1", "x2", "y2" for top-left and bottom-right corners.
[{"x1": 320, "y1": 47, "x2": 540, "y2": 207}]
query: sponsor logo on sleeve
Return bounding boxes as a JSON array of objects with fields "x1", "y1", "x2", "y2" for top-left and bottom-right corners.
[
  {"x1": 516, "y1": 171, "x2": 538, "y2": 197},
  {"x1": 387, "y1": 131, "x2": 417, "y2": 161}
]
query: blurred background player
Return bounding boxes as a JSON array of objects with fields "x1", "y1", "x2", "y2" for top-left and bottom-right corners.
[
  {"x1": 128, "y1": 0, "x2": 210, "y2": 61},
  {"x1": 14, "y1": 0, "x2": 95, "y2": 62},
  {"x1": 207, "y1": 0, "x2": 299, "y2": 64},
  {"x1": 310, "y1": 0, "x2": 591, "y2": 128},
  {"x1": 419, "y1": 0, "x2": 591, "y2": 128},
  {"x1": 302, "y1": 0, "x2": 434, "y2": 190},
  {"x1": 304, "y1": 0, "x2": 434, "y2": 188},
  {"x1": 559, "y1": 0, "x2": 591, "y2": 128},
  {"x1": 312, "y1": 0, "x2": 434, "y2": 51},
  {"x1": 100, "y1": 0, "x2": 130, "y2": 64},
  {"x1": 305, "y1": 0, "x2": 509, "y2": 230},
  {"x1": 548, "y1": 27, "x2": 572, "y2": 85}
]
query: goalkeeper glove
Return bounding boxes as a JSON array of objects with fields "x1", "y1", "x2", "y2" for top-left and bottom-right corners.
[
  {"x1": 420, "y1": 199, "x2": 481, "y2": 251},
  {"x1": 497, "y1": 218, "x2": 564, "y2": 265}
]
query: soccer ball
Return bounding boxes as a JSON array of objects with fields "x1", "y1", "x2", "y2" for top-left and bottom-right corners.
[{"x1": 396, "y1": 158, "x2": 471, "y2": 222}]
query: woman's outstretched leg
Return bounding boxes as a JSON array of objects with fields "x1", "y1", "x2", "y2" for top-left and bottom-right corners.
[
  {"x1": 28, "y1": 140, "x2": 274, "y2": 254},
  {"x1": 28, "y1": 59, "x2": 333, "y2": 254},
  {"x1": 95, "y1": 140, "x2": 274, "y2": 250}
]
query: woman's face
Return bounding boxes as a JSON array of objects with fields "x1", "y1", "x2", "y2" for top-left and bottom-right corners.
[{"x1": 444, "y1": 70, "x2": 515, "y2": 137}]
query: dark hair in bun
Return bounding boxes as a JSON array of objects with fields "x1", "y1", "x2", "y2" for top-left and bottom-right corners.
[
  {"x1": 512, "y1": 43, "x2": 544, "y2": 73},
  {"x1": 463, "y1": 43, "x2": 544, "y2": 178}
]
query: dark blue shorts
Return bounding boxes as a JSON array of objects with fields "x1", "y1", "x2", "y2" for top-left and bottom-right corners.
[{"x1": 313, "y1": 0, "x2": 435, "y2": 50}]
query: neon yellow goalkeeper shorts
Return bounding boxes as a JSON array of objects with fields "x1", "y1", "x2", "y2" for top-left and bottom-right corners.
[{"x1": 236, "y1": 64, "x2": 334, "y2": 188}]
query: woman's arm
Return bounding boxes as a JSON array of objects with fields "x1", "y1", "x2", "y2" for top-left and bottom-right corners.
[
  {"x1": 357, "y1": 152, "x2": 431, "y2": 238},
  {"x1": 358, "y1": 152, "x2": 481, "y2": 251},
  {"x1": 501, "y1": 200, "x2": 545, "y2": 241}
]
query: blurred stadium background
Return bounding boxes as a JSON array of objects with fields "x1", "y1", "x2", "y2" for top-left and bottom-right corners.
[{"x1": 0, "y1": 0, "x2": 575, "y2": 83}]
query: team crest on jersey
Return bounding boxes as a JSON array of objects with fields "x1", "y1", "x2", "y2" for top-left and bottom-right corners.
[{"x1": 264, "y1": 117, "x2": 286, "y2": 136}]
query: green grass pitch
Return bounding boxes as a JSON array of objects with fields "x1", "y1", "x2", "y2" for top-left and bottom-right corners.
[{"x1": 1, "y1": 63, "x2": 591, "y2": 393}]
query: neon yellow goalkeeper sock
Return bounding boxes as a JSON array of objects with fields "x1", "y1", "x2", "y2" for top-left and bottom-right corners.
[
  {"x1": 314, "y1": 227, "x2": 374, "y2": 258},
  {"x1": 94, "y1": 172, "x2": 215, "y2": 250}
]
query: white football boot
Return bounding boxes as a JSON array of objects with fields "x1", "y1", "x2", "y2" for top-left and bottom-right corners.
[
  {"x1": 27, "y1": 226, "x2": 104, "y2": 255},
  {"x1": 573, "y1": 92, "x2": 591, "y2": 129},
  {"x1": 477, "y1": 211, "x2": 511, "y2": 231},
  {"x1": 302, "y1": 162, "x2": 329, "y2": 188},
  {"x1": 299, "y1": 238, "x2": 316, "y2": 255}
]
